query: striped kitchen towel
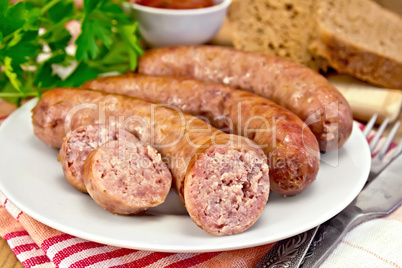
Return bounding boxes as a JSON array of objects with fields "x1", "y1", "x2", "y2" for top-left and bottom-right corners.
[
  {"x1": 0, "y1": 195, "x2": 272, "y2": 268},
  {"x1": 0, "y1": 116, "x2": 401, "y2": 267}
]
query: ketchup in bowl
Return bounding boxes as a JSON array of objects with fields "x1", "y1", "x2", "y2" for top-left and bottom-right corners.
[{"x1": 134, "y1": 0, "x2": 215, "y2": 9}]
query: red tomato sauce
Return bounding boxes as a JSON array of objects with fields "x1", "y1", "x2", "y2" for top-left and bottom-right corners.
[{"x1": 134, "y1": 0, "x2": 215, "y2": 9}]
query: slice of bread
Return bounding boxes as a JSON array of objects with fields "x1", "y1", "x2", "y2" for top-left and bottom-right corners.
[
  {"x1": 228, "y1": 0, "x2": 402, "y2": 89},
  {"x1": 228, "y1": 0, "x2": 317, "y2": 67},
  {"x1": 311, "y1": 0, "x2": 402, "y2": 89}
]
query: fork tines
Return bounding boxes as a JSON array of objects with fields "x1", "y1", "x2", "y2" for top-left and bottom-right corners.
[{"x1": 363, "y1": 114, "x2": 401, "y2": 179}]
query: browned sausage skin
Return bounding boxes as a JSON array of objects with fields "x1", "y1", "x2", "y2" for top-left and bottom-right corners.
[
  {"x1": 32, "y1": 88, "x2": 270, "y2": 236},
  {"x1": 32, "y1": 89, "x2": 101, "y2": 148},
  {"x1": 137, "y1": 46, "x2": 353, "y2": 152},
  {"x1": 83, "y1": 139, "x2": 172, "y2": 215},
  {"x1": 83, "y1": 74, "x2": 320, "y2": 196}
]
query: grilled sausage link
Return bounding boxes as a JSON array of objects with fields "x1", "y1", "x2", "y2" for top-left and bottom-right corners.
[
  {"x1": 83, "y1": 74, "x2": 320, "y2": 196},
  {"x1": 137, "y1": 46, "x2": 353, "y2": 152},
  {"x1": 32, "y1": 88, "x2": 270, "y2": 236}
]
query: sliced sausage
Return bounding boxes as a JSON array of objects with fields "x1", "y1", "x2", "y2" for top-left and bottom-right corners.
[
  {"x1": 185, "y1": 144, "x2": 269, "y2": 235},
  {"x1": 137, "y1": 45, "x2": 353, "y2": 152},
  {"x1": 58, "y1": 124, "x2": 139, "y2": 193},
  {"x1": 83, "y1": 74, "x2": 320, "y2": 196},
  {"x1": 83, "y1": 139, "x2": 172, "y2": 215},
  {"x1": 32, "y1": 88, "x2": 270, "y2": 236}
]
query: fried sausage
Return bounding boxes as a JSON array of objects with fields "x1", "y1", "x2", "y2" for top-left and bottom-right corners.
[
  {"x1": 83, "y1": 139, "x2": 172, "y2": 215},
  {"x1": 137, "y1": 46, "x2": 353, "y2": 152},
  {"x1": 32, "y1": 88, "x2": 270, "y2": 236},
  {"x1": 58, "y1": 124, "x2": 140, "y2": 193},
  {"x1": 83, "y1": 73, "x2": 320, "y2": 196}
]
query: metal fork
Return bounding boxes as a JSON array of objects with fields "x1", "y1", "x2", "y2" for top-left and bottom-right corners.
[
  {"x1": 297, "y1": 116, "x2": 402, "y2": 268},
  {"x1": 254, "y1": 114, "x2": 402, "y2": 268},
  {"x1": 363, "y1": 114, "x2": 402, "y2": 182}
]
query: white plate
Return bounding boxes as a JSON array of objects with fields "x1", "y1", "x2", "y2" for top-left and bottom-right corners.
[{"x1": 0, "y1": 99, "x2": 371, "y2": 253}]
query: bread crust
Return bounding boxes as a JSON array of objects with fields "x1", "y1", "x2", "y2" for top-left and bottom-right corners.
[
  {"x1": 312, "y1": 28, "x2": 402, "y2": 89},
  {"x1": 227, "y1": 0, "x2": 402, "y2": 89}
]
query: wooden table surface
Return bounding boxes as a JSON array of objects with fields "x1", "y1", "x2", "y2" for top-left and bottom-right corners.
[{"x1": 0, "y1": 241, "x2": 23, "y2": 268}]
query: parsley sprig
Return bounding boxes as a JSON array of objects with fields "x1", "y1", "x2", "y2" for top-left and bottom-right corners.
[{"x1": 0, "y1": 0, "x2": 143, "y2": 105}]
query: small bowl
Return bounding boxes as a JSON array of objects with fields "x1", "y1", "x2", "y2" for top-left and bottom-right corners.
[{"x1": 131, "y1": 0, "x2": 232, "y2": 48}]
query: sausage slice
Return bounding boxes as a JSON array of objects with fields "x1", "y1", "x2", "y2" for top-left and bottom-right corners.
[
  {"x1": 185, "y1": 146, "x2": 269, "y2": 235},
  {"x1": 58, "y1": 124, "x2": 138, "y2": 193},
  {"x1": 83, "y1": 140, "x2": 172, "y2": 214}
]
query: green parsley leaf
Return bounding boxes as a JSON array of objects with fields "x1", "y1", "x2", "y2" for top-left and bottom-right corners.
[
  {"x1": 3, "y1": 57, "x2": 22, "y2": 93},
  {"x1": 0, "y1": 0, "x2": 144, "y2": 105},
  {"x1": 75, "y1": 16, "x2": 114, "y2": 61},
  {"x1": 60, "y1": 62, "x2": 98, "y2": 87},
  {"x1": 34, "y1": 52, "x2": 67, "y2": 89},
  {"x1": 84, "y1": 0, "x2": 99, "y2": 13},
  {"x1": 0, "y1": 1, "x2": 27, "y2": 37},
  {"x1": 48, "y1": 1, "x2": 74, "y2": 23}
]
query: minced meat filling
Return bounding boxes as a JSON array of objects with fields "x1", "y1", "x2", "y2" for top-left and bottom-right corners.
[
  {"x1": 92, "y1": 141, "x2": 171, "y2": 206},
  {"x1": 186, "y1": 146, "x2": 269, "y2": 235}
]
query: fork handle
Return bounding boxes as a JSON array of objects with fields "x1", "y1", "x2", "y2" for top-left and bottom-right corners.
[{"x1": 300, "y1": 205, "x2": 379, "y2": 268}]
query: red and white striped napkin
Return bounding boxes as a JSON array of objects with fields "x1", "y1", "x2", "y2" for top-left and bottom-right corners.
[{"x1": 0, "y1": 117, "x2": 401, "y2": 268}]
